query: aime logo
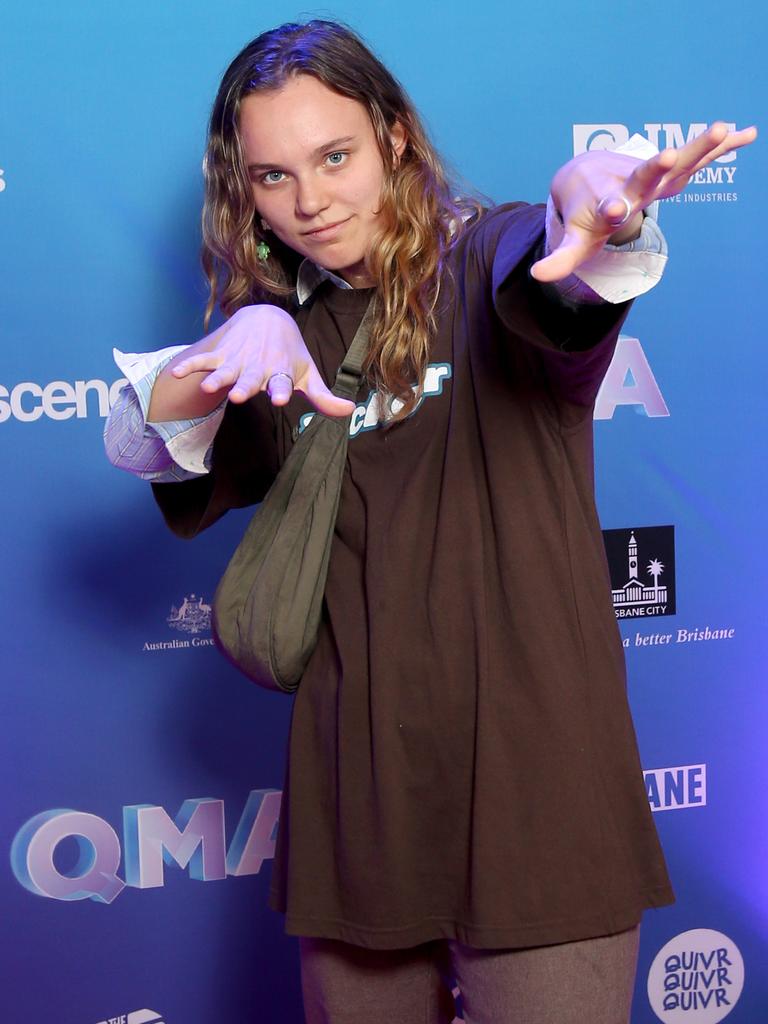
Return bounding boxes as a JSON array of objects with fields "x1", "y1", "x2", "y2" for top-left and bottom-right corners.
[
  {"x1": 647, "y1": 929, "x2": 744, "y2": 1022},
  {"x1": 95, "y1": 1010, "x2": 164, "y2": 1024},
  {"x1": 573, "y1": 123, "x2": 740, "y2": 204}
]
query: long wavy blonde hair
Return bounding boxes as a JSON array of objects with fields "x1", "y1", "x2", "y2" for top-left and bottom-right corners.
[{"x1": 202, "y1": 20, "x2": 480, "y2": 415}]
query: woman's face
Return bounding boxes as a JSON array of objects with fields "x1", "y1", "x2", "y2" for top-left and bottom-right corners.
[{"x1": 239, "y1": 75, "x2": 405, "y2": 288}]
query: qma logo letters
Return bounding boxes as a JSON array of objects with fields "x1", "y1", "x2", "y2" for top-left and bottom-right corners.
[
  {"x1": 595, "y1": 335, "x2": 669, "y2": 420},
  {"x1": 644, "y1": 764, "x2": 706, "y2": 813},
  {"x1": 647, "y1": 929, "x2": 744, "y2": 1022},
  {"x1": 0, "y1": 377, "x2": 128, "y2": 423},
  {"x1": 10, "y1": 789, "x2": 281, "y2": 904}
]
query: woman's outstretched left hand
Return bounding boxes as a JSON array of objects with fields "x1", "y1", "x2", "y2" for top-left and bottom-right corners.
[{"x1": 530, "y1": 121, "x2": 757, "y2": 283}]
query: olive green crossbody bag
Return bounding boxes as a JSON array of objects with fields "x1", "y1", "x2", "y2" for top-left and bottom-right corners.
[{"x1": 211, "y1": 299, "x2": 374, "y2": 693}]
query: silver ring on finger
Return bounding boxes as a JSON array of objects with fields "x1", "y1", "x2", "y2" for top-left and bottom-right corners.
[
  {"x1": 596, "y1": 194, "x2": 633, "y2": 226},
  {"x1": 266, "y1": 371, "x2": 294, "y2": 396}
]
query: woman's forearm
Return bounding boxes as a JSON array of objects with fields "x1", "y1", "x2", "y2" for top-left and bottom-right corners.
[{"x1": 147, "y1": 325, "x2": 230, "y2": 422}]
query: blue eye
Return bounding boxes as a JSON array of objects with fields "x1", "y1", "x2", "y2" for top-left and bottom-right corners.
[
  {"x1": 262, "y1": 170, "x2": 284, "y2": 184},
  {"x1": 326, "y1": 152, "x2": 347, "y2": 166}
]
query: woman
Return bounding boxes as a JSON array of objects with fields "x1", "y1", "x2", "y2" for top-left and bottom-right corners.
[{"x1": 105, "y1": 19, "x2": 755, "y2": 1024}]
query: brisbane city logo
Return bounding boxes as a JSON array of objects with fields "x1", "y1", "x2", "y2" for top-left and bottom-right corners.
[
  {"x1": 603, "y1": 525, "x2": 676, "y2": 620},
  {"x1": 603, "y1": 526, "x2": 736, "y2": 649}
]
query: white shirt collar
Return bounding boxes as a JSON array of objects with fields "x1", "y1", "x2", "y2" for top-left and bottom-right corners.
[
  {"x1": 294, "y1": 208, "x2": 475, "y2": 306},
  {"x1": 295, "y1": 259, "x2": 353, "y2": 306}
]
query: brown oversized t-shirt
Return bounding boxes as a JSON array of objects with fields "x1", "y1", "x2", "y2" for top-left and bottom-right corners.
[{"x1": 153, "y1": 203, "x2": 674, "y2": 950}]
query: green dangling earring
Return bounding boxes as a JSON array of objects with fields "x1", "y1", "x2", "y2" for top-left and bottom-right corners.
[{"x1": 256, "y1": 240, "x2": 270, "y2": 262}]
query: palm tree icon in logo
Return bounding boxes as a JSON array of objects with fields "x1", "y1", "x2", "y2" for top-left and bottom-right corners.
[{"x1": 647, "y1": 559, "x2": 665, "y2": 601}]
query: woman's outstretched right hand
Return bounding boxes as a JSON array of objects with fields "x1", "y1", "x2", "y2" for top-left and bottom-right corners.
[{"x1": 147, "y1": 303, "x2": 355, "y2": 423}]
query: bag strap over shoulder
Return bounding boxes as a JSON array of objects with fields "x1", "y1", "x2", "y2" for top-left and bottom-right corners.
[{"x1": 331, "y1": 297, "x2": 376, "y2": 402}]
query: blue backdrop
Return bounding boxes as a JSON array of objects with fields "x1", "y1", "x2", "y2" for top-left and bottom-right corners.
[{"x1": 2, "y1": 2, "x2": 765, "y2": 1022}]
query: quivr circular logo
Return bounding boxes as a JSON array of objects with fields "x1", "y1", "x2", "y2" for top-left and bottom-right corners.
[{"x1": 647, "y1": 929, "x2": 744, "y2": 1023}]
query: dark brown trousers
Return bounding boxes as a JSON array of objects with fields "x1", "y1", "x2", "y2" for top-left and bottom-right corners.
[{"x1": 300, "y1": 925, "x2": 641, "y2": 1024}]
